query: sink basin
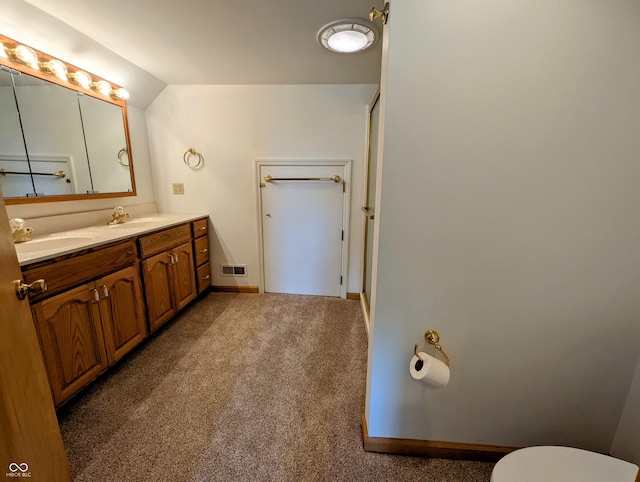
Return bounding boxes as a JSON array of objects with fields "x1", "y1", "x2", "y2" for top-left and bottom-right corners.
[
  {"x1": 15, "y1": 234, "x2": 98, "y2": 252},
  {"x1": 107, "y1": 217, "x2": 167, "y2": 229}
]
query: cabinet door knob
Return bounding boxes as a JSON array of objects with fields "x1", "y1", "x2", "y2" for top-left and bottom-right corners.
[
  {"x1": 13, "y1": 279, "x2": 47, "y2": 300},
  {"x1": 202, "y1": 275, "x2": 210, "y2": 281},
  {"x1": 200, "y1": 248, "x2": 208, "y2": 253},
  {"x1": 91, "y1": 288, "x2": 100, "y2": 303},
  {"x1": 100, "y1": 285, "x2": 109, "y2": 299}
]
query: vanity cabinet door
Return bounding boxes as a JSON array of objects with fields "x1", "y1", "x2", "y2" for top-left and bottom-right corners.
[
  {"x1": 98, "y1": 266, "x2": 147, "y2": 365},
  {"x1": 142, "y1": 251, "x2": 175, "y2": 333},
  {"x1": 172, "y1": 242, "x2": 196, "y2": 311},
  {"x1": 141, "y1": 243, "x2": 196, "y2": 333},
  {"x1": 32, "y1": 284, "x2": 108, "y2": 407}
]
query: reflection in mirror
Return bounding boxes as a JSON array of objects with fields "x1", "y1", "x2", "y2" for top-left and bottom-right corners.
[
  {"x1": 0, "y1": 67, "x2": 34, "y2": 197},
  {"x1": 78, "y1": 95, "x2": 132, "y2": 194},
  {"x1": 12, "y1": 71, "x2": 91, "y2": 196}
]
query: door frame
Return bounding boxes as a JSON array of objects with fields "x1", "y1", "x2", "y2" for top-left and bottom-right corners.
[
  {"x1": 254, "y1": 158, "x2": 352, "y2": 299},
  {"x1": 360, "y1": 89, "x2": 381, "y2": 330}
]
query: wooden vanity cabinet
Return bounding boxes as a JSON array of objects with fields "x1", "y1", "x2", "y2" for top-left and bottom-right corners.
[
  {"x1": 192, "y1": 218, "x2": 211, "y2": 295},
  {"x1": 140, "y1": 225, "x2": 197, "y2": 333},
  {"x1": 31, "y1": 265, "x2": 146, "y2": 407},
  {"x1": 24, "y1": 217, "x2": 207, "y2": 407}
]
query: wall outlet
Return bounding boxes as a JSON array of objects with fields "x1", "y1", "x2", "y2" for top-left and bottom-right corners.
[{"x1": 172, "y1": 183, "x2": 185, "y2": 195}]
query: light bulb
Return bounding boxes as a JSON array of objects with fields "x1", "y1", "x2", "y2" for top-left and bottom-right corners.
[
  {"x1": 12, "y1": 45, "x2": 38, "y2": 67},
  {"x1": 91, "y1": 80, "x2": 111, "y2": 96},
  {"x1": 111, "y1": 87, "x2": 130, "y2": 100},
  {"x1": 328, "y1": 31, "x2": 368, "y2": 52},
  {"x1": 40, "y1": 59, "x2": 67, "y2": 79},
  {"x1": 68, "y1": 70, "x2": 92, "y2": 89}
]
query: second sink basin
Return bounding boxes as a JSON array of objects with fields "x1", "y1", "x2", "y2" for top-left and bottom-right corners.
[{"x1": 107, "y1": 217, "x2": 168, "y2": 229}]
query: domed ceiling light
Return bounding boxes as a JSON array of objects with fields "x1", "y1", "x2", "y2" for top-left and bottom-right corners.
[{"x1": 317, "y1": 18, "x2": 377, "y2": 53}]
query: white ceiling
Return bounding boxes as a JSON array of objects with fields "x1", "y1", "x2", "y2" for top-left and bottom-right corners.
[{"x1": 3, "y1": 0, "x2": 382, "y2": 108}]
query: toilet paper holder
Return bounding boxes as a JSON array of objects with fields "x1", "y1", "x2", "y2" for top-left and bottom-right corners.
[{"x1": 414, "y1": 329, "x2": 450, "y2": 367}]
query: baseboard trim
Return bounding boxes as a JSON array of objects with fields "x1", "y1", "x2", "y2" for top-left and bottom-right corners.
[
  {"x1": 211, "y1": 285, "x2": 260, "y2": 294},
  {"x1": 346, "y1": 292, "x2": 360, "y2": 300},
  {"x1": 361, "y1": 413, "x2": 517, "y2": 462}
]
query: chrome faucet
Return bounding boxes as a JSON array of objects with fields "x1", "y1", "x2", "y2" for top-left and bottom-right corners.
[{"x1": 107, "y1": 206, "x2": 129, "y2": 225}]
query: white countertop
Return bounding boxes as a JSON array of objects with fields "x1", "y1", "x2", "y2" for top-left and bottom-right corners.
[{"x1": 15, "y1": 212, "x2": 207, "y2": 266}]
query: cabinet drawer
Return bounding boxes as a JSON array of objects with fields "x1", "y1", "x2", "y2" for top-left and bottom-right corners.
[
  {"x1": 192, "y1": 218, "x2": 208, "y2": 238},
  {"x1": 23, "y1": 241, "x2": 137, "y2": 302},
  {"x1": 139, "y1": 224, "x2": 191, "y2": 258},
  {"x1": 194, "y1": 236, "x2": 209, "y2": 266},
  {"x1": 196, "y1": 262, "x2": 211, "y2": 294}
]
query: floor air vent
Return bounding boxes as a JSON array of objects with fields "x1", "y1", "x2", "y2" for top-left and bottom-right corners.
[{"x1": 221, "y1": 264, "x2": 247, "y2": 277}]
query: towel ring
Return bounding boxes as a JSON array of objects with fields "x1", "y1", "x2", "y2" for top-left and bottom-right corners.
[
  {"x1": 117, "y1": 147, "x2": 129, "y2": 166},
  {"x1": 183, "y1": 147, "x2": 203, "y2": 169}
]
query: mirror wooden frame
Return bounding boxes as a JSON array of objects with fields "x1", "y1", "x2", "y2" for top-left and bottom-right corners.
[{"x1": 0, "y1": 34, "x2": 136, "y2": 205}]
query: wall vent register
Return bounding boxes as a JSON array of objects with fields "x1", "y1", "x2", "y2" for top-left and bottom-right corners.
[{"x1": 221, "y1": 264, "x2": 247, "y2": 277}]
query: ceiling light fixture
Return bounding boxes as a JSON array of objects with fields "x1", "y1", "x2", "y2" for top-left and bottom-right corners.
[{"x1": 317, "y1": 18, "x2": 377, "y2": 53}]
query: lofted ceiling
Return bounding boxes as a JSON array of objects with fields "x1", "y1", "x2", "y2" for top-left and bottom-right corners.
[{"x1": 2, "y1": 0, "x2": 383, "y2": 108}]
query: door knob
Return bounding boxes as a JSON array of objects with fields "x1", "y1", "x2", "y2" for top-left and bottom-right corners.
[
  {"x1": 369, "y1": 2, "x2": 389, "y2": 24},
  {"x1": 14, "y1": 279, "x2": 47, "y2": 300},
  {"x1": 265, "y1": 213, "x2": 271, "y2": 217}
]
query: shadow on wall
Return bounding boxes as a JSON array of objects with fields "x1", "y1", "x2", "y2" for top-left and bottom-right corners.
[{"x1": 210, "y1": 225, "x2": 240, "y2": 288}]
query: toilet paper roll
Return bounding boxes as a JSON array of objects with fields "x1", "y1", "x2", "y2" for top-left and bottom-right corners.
[{"x1": 410, "y1": 352, "x2": 450, "y2": 388}]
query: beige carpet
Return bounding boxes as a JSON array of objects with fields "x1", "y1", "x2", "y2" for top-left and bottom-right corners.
[{"x1": 58, "y1": 292, "x2": 494, "y2": 481}]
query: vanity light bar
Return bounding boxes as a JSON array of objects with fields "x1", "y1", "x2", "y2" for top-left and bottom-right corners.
[{"x1": 0, "y1": 35, "x2": 129, "y2": 102}]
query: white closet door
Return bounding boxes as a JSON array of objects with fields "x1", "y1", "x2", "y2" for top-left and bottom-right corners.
[{"x1": 261, "y1": 164, "x2": 344, "y2": 297}]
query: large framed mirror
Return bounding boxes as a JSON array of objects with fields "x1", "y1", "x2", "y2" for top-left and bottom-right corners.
[{"x1": 0, "y1": 34, "x2": 135, "y2": 204}]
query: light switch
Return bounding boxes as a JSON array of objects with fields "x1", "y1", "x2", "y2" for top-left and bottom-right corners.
[{"x1": 172, "y1": 183, "x2": 185, "y2": 195}]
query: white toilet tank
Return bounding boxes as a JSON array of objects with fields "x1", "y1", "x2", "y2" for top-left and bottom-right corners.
[{"x1": 491, "y1": 446, "x2": 639, "y2": 482}]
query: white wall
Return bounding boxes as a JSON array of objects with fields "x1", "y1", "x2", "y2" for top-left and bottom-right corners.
[
  {"x1": 611, "y1": 358, "x2": 640, "y2": 464},
  {"x1": 145, "y1": 84, "x2": 377, "y2": 292},
  {"x1": 366, "y1": 0, "x2": 640, "y2": 456},
  {"x1": 6, "y1": 105, "x2": 156, "y2": 223}
]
